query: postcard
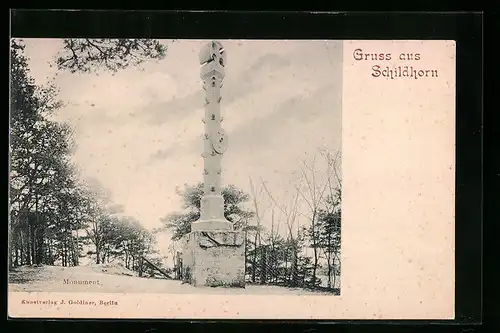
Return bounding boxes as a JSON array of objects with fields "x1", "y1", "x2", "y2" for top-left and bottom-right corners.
[{"x1": 8, "y1": 39, "x2": 455, "y2": 319}]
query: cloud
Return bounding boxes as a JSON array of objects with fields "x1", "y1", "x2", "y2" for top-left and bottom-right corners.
[
  {"x1": 147, "y1": 81, "x2": 340, "y2": 166},
  {"x1": 230, "y1": 82, "x2": 339, "y2": 143},
  {"x1": 141, "y1": 53, "x2": 292, "y2": 126},
  {"x1": 142, "y1": 42, "x2": 342, "y2": 166},
  {"x1": 241, "y1": 53, "x2": 291, "y2": 79},
  {"x1": 148, "y1": 139, "x2": 200, "y2": 162}
]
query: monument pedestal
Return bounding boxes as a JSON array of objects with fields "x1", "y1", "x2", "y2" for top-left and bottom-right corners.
[{"x1": 181, "y1": 230, "x2": 245, "y2": 288}]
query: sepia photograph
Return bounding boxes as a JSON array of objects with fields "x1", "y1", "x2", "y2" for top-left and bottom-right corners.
[{"x1": 9, "y1": 38, "x2": 342, "y2": 297}]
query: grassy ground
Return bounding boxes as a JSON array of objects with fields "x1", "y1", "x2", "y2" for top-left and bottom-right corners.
[{"x1": 8, "y1": 265, "x2": 335, "y2": 295}]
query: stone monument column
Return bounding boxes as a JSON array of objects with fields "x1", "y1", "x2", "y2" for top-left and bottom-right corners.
[
  {"x1": 181, "y1": 41, "x2": 245, "y2": 288},
  {"x1": 192, "y1": 40, "x2": 232, "y2": 232}
]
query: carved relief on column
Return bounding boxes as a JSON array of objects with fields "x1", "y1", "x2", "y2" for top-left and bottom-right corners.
[{"x1": 193, "y1": 40, "x2": 232, "y2": 231}]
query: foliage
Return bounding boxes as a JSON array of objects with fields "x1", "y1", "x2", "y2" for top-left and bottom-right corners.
[
  {"x1": 166, "y1": 172, "x2": 341, "y2": 292},
  {"x1": 10, "y1": 39, "x2": 81, "y2": 267},
  {"x1": 56, "y1": 39, "x2": 167, "y2": 73},
  {"x1": 313, "y1": 188, "x2": 341, "y2": 288},
  {"x1": 84, "y1": 214, "x2": 157, "y2": 271},
  {"x1": 245, "y1": 226, "x2": 325, "y2": 288},
  {"x1": 9, "y1": 40, "x2": 160, "y2": 275},
  {"x1": 161, "y1": 182, "x2": 255, "y2": 241},
  {"x1": 241, "y1": 154, "x2": 342, "y2": 292}
]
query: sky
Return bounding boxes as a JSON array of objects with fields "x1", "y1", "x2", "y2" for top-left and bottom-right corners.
[{"x1": 20, "y1": 39, "x2": 343, "y2": 256}]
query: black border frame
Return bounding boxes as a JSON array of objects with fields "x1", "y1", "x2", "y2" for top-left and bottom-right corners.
[{"x1": 7, "y1": 9, "x2": 483, "y2": 330}]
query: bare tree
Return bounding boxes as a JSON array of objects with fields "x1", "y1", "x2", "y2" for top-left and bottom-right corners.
[
  {"x1": 318, "y1": 147, "x2": 342, "y2": 205},
  {"x1": 316, "y1": 148, "x2": 342, "y2": 288},
  {"x1": 247, "y1": 177, "x2": 271, "y2": 283},
  {"x1": 261, "y1": 179, "x2": 301, "y2": 286},
  {"x1": 167, "y1": 242, "x2": 180, "y2": 278},
  {"x1": 294, "y1": 151, "x2": 333, "y2": 286},
  {"x1": 81, "y1": 179, "x2": 122, "y2": 265}
]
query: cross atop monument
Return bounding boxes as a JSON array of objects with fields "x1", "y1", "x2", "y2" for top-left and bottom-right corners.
[{"x1": 191, "y1": 41, "x2": 232, "y2": 232}]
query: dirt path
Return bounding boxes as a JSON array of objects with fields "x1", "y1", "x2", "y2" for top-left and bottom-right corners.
[{"x1": 9, "y1": 265, "x2": 331, "y2": 295}]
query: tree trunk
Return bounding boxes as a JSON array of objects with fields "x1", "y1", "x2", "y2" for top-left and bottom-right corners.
[
  {"x1": 138, "y1": 257, "x2": 144, "y2": 277},
  {"x1": 311, "y1": 217, "x2": 318, "y2": 286},
  {"x1": 312, "y1": 253, "x2": 318, "y2": 286},
  {"x1": 25, "y1": 228, "x2": 30, "y2": 265},
  {"x1": 252, "y1": 233, "x2": 258, "y2": 283},
  {"x1": 260, "y1": 246, "x2": 267, "y2": 284},
  {"x1": 284, "y1": 248, "x2": 289, "y2": 284},
  {"x1": 8, "y1": 220, "x2": 13, "y2": 269},
  {"x1": 30, "y1": 223, "x2": 36, "y2": 265},
  {"x1": 74, "y1": 230, "x2": 80, "y2": 266},
  {"x1": 68, "y1": 231, "x2": 74, "y2": 266},
  {"x1": 327, "y1": 255, "x2": 332, "y2": 288},
  {"x1": 62, "y1": 242, "x2": 65, "y2": 267},
  {"x1": 63, "y1": 236, "x2": 67, "y2": 267},
  {"x1": 95, "y1": 244, "x2": 101, "y2": 264},
  {"x1": 48, "y1": 238, "x2": 53, "y2": 265},
  {"x1": 34, "y1": 198, "x2": 40, "y2": 265},
  {"x1": 36, "y1": 226, "x2": 44, "y2": 265},
  {"x1": 14, "y1": 240, "x2": 19, "y2": 267},
  {"x1": 334, "y1": 252, "x2": 341, "y2": 289},
  {"x1": 270, "y1": 243, "x2": 275, "y2": 283},
  {"x1": 19, "y1": 230, "x2": 24, "y2": 265},
  {"x1": 244, "y1": 230, "x2": 247, "y2": 281},
  {"x1": 332, "y1": 265, "x2": 337, "y2": 289},
  {"x1": 327, "y1": 235, "x2": 332, "y2": 288},
  {"x1": 291, "y1": 247, "x2": 298, "y2": 287}
]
